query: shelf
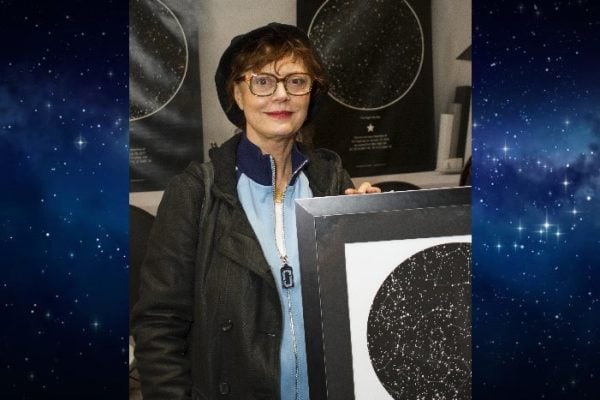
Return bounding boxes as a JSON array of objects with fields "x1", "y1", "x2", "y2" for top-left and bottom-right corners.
[{"x1": 352, "y1": 170, "x2": 461, "y2": 190}]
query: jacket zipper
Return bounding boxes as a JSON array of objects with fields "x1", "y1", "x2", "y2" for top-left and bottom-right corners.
[{"x1": 270, "y1": 156, "x2": 302, "y2": 400}]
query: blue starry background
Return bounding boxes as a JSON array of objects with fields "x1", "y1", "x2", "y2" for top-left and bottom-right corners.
[
  {"x1": 472, "y1": 1, "x2": 599, "y2": 398},
  {"x1": 1, "y1": 0, "x2": 599, "y2": 399},
  {"x1": 1, "y1": 0, "x2": 128, "y2": 398}
]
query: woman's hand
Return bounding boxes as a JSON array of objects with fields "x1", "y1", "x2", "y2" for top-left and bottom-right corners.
[{"x1": 344, "y1": 182, "x2": 381, "y2": 195}]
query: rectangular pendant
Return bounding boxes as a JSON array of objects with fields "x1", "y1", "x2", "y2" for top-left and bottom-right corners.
[{"x1": 280, "y1": 264, "x2": 294, "y2": 289}]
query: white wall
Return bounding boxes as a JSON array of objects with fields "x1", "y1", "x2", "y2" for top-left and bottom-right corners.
[
  {"x1": 431, "y1": 0, "x2": 472, "y2": 137},
  {"x1": 130, "y1": 0, "x2": 471, "y2": 215}
]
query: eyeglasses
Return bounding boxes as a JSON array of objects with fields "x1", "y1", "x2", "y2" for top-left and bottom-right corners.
[{"x1": 239, "y1": 72, "x2": 314, "y2": 97}]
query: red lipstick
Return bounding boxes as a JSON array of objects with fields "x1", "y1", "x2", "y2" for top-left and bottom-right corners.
[{"x1": 265, "y1": 111, "x2": 292, "y2": 119}]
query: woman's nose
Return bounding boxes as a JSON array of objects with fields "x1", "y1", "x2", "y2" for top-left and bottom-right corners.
[{"x1": 271, "y1": 81, "x2": 290, "y2": 100}]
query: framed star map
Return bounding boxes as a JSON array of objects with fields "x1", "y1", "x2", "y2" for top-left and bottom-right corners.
[
  {"x1": 298, "y1": 0, "x2": 435, "y2": 177},
  {"x1": 129, "y1": 0, "x2": 203, "y2": 191},
  {"x1": 296, "y1": 187, "x2": 471, "y2": 399}
]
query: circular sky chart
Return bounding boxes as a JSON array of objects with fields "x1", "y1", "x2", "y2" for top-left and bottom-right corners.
[
  {"x1": 367, "y1": 242, "x2": 471, "y2": 399},
  {"x1": 129, "y1": 0, "x2": 188, "y2": 121},
  {"x1": 308, "y1": 0, "x2": 424, "y2": 111}
]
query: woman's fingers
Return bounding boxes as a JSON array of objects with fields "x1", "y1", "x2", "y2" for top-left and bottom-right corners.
[{"x1": 344, "y1": 182, "x2": 381, "y2": 195}]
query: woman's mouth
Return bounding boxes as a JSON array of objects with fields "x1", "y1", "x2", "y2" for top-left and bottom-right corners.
[{"x1": 265, "y1": 111, "x2": 293, "y2": 119}]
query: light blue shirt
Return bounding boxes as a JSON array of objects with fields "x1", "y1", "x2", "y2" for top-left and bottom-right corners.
[{"x1": 236, "y1": 133, "x2": 312, "y2": 400}]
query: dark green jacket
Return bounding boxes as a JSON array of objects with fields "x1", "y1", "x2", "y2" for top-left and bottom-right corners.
[{"x1": 131, "y1": 134, "x2": 353, "y2": 400}]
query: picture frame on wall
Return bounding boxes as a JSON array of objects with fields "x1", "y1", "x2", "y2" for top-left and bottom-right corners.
[{"x1": 296, "y1": 187, "x2": 472, "y2": 400}]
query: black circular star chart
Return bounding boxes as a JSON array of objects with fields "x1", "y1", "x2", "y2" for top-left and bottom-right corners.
[
  {"x1": 367, "y1": 242, "x2": 471, "y2": 399},
  {"x1": 129, "y1": 0, "x2": 188, "y2": 121},
  {"x1": 308, "y1": 0, "x2": 423, "y2": 110}
]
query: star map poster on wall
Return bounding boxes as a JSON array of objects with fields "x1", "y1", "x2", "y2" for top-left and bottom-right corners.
[
  {"x1": 346, "y1": 236, "x2": 471, "y2": 400},
  {"x1": 298, "y1": 0, "x2": 435, "y2": 177},
  {"x1": 129, "y1": 0, "x2": 203, "y2": 191},
  {"x1": 296, "y1": 187, "x2": 471, "y2": 399}
]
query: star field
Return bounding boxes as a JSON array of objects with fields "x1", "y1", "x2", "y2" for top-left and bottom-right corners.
[
  {"x1": 1, "y1": 1, "x2": 128, "y2": 398},
  {"x1": 309, "y1": 0, "x2": 424, "y2": 110},
  {"x1": 368, "y1": 243, "x2": 471, "y2": 400},
  {"x1": 129, "y1": 0, "x2": 188, "y2": 121},
  {"x1": 472, "y1": 1, "x2": 599, "y2": 398}
]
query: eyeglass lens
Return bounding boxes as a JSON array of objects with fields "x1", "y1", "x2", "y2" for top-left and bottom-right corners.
[{"x1": 249, "y1": 73, "x2": 312, "y2": 96}]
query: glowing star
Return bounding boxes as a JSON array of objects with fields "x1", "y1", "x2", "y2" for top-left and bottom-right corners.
[
  {"x1": 502, "y1": 142, "x2": 510, "y2": 158},
  {"x1": 74, "y1": 135, "x2": 87, "y2": 150},
  {"x1": 366, "y1": 123, "x2": 375, "y2": 133},
  {"x1": 541, "y1": 214, "x2": 552, "y2": 231},
  {"x1": 570, "y1": 207, "x2": 578, "y2": 216},
  {"x1": 543, "y1": 221, "x2": 551, "y2": 230},
  {"x1": 562, "y1": 177, "x2": 570, "y2": 189}
]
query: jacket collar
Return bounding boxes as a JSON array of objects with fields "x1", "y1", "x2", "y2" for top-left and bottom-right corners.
[
  {"x1": 235, "y1": 133, "x2": 308, "y2": 186},
  {"x1": 300, "y1": 143, "x2": 338, "y2": 197},
  {"x1": 209, "y1": 133, "x2": 335, "y2": 201},
  {"x1": 208, "y1": 134, "x2": 240, "y2": 204}
]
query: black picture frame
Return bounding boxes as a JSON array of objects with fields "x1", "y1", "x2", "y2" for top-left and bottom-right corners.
[{"x1": 296, "y1": 186, "x2": 471, "y2": 400}]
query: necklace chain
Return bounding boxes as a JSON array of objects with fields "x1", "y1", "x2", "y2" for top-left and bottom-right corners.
[{"x1": 274, "y1": 186, "x2": 285, "y2": 203}]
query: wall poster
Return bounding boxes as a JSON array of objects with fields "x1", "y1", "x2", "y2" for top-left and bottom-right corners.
[
  {"x1": 296, "y1": 187, "x2": 471, "y2": 399},
  {"x1": 129, "y1": 0, "x2": 203, "y2": 191},
  {"x1": 298, "y1": 0, "x2": 435, "y2": 177}
]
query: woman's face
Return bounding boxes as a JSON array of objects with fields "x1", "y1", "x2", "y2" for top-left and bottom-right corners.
[{"x1": 234, "y1": 57, "x2": 311, "y2": 145}]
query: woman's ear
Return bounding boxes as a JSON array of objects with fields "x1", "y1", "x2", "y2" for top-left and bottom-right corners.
[{"x1": 233, "y1": 84, "x2": 244, "y2": 111}]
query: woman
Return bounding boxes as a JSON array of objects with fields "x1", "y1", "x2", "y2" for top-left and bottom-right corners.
[{"x1": 131, "y1": 22, "x2": 379, "y2": 400}]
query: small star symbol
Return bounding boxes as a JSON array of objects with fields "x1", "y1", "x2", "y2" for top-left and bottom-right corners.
[{"x1": 366, "y1": 123, "x2": 375, "y2": 133}]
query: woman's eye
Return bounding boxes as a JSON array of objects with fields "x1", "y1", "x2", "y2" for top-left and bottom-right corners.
[
  {"x1": 289, "y1": 76, "x2": 309, "y2": 87},
  {"x1": 254, "y1": 76, "x2": 271, "y2": 86}
]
